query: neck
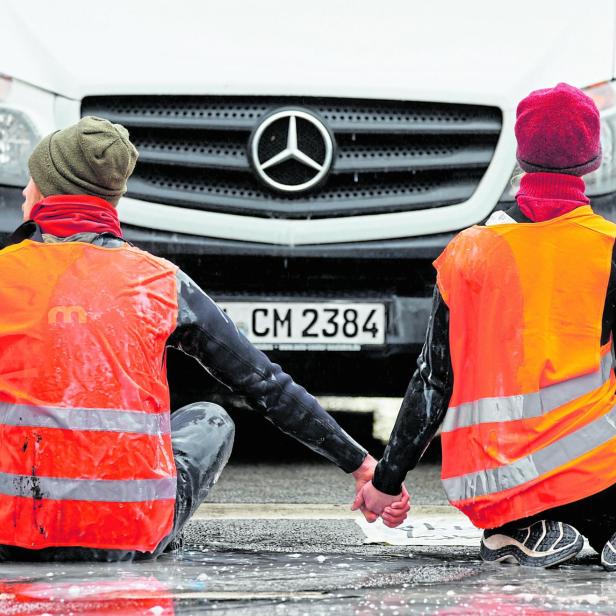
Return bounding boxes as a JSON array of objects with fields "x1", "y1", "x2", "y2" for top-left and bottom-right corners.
[
  {"x1": 515, "y1": 173, "x2": 589, "y2": 222},
  {"x1": 30, "y1": 195, "x2": 123, "y2": 239}
]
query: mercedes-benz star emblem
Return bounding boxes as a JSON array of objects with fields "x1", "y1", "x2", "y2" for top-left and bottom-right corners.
[{"x1": 249, "y1": 108, "x2": 335, "y2": 194}]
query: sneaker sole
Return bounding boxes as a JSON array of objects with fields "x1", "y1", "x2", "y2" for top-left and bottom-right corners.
[
  {"x1": 480, "y1": 532, "x2": 584, "y2": 568},
  {"x1": 601, "y1": 541, "x2": 616, "y2": 571}
]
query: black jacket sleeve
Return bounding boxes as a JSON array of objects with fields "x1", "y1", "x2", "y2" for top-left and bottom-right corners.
[
  {"x1": 167, "y1": 270, "x2": 368, "y2": 473},
  {"x1": 372, "y1": 286, "x2": 453, "y2": 494},
  {"x1": 602, "y1": 243, "x2": 616, "y2": 347}
]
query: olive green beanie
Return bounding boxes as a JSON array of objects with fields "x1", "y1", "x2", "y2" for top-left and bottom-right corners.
[{"x1": 28, "y1": 116, "x2": 139, "y2": 207}]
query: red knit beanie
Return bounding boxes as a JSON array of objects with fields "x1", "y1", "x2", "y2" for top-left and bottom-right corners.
[{"x1": 515, "y1": 83, "x2": 602, "y2": 176}]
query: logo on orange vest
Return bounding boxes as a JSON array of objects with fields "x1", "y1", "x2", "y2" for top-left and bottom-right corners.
[{"x1": 48, "y1": 306, "x2": 87, "y2": 325}]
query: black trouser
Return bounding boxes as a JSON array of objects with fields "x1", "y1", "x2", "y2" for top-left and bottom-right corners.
[
  {"x1": 504, "y1": 482, "x2": 616, "y2": 553},
  {"x1": 0, "y1": 402, "x2": 235, "y2": 562}
]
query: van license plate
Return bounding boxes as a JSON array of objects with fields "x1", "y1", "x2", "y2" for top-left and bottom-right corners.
[{"x1": 217, "y1": 302, "x2": 386, "y2": 350}]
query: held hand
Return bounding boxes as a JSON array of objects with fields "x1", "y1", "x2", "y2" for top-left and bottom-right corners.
[
  {"x1": 351, "y1": 455, "x2": 378, "y2": 522},
  {"x1": 352, "y1": 481, "x2": 410, "y2": 526},
  {"x1": 381, "y1": 486, "x2": 411, "y2": 528}
]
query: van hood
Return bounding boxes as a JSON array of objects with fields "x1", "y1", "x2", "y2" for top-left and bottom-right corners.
[{"x1": 2, "y1": 0, "x2": 615, "y2": 108}]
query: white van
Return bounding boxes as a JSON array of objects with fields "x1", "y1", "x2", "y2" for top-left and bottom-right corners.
[{"x1": 2, "y1": 0, "x2": 616, "y2": 397}]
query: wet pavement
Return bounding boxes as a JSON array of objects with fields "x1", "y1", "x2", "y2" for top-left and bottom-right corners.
[
  {"x1": 0, "y1": 463, "x2": 615, "y2": 614},
  {"x1": 0, "y1": 548, "x2": 614, "y2": 614}
]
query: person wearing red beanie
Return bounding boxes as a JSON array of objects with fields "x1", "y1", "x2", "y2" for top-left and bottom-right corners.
[
  {"x1": 353, "y1": 83, "x2": 616, "y2": 571},
  {"x1": 516, "y1": 82, "x2": 602, "y2": 176}
]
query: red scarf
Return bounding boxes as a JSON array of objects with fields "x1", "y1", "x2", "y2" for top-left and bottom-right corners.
[
  {"x1": 516, "y1": 172, "x2": 589, "y2": 222},
  {"x1": 30, "y1": 195, "x2": 123, "y2": 238}
]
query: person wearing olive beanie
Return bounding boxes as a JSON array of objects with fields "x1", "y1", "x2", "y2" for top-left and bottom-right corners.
[
  {"x1": 29, "y1": 115, "x2": 138, "y2": 207},
  {"x1": 18, "y1": 116, "x2": 138, "y2": 239},
  {"x1": 0, "y1": 117, "x2": 380, "y2": 562}
]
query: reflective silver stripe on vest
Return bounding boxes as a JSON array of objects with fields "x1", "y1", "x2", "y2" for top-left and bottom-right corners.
[
  {"x1": 0, "y1": 472, "x2": 176, "y2": 502},
  {"x1": 442, "y1": 402, "x2": 616, "y2": 502},
  {"x1": 0, "y1": 403, "x2": 170, "y2": 435},
  {"x1": 442, "y1": 352, "x2": 614, "y2": 433}
]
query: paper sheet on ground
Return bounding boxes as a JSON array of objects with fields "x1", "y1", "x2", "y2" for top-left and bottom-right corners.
[{"x1": 356, "y1": 510, "x2": 483, "y2": 546}]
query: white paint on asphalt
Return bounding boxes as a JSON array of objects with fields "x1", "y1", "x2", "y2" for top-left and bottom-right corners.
[
  {"x1": 195, "y1": 503, "x2": 362, "y2": 519},
  {"x1": 196, "y1": 502, "x2": 482, "y2": 546},
  {"x1": 356, "y1": 512, "x2": 483, "y2": 547}
]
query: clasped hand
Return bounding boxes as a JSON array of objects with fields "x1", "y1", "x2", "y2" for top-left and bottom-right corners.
[{"x1": 350, "y1": 455, "x2": 410, "y2": 527}]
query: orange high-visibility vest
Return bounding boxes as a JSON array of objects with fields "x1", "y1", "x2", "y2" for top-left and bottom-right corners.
[
  {"x1": 0, "y1": 239, "x2": 178, "y2": 551},
  {"x1": 435, "y1": 206, "x2": 616, "y2": 529}
]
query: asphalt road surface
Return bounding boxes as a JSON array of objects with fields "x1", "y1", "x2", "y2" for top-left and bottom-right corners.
[{"x1": 1, "y1": 461, "x2": 615, "y2": 615}]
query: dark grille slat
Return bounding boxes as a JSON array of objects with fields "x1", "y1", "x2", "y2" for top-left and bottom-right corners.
[
  {"x1": 318, "y1": 103, "x2": 501, "y2": 134},
  {"x1": 82, "y1": 95, "x2": 502, "y2": 220},
  {"x1": 83, "y1": 109, "x2": 500, "y2": 135},
  {"x1": 328, "y1": 120, "x2": 499, "y2": 135},
  {"x1": 134, "y1": 139, "x2": 493, "y2": 175},
  {"x1": 128, "y1": 165, "x2": 479, "y2": 219},
  {"x1": 131, "y1": 131, "x2": 247, "y2": 170},
  {"x1": 335, "y1": 144, "x2": 493, "y2": 173},
  {"x1": 83, "y1": 96, "x2": 502, "y2": 135},
  {"x1": 86, "y1": 113, "x2": 257, "y2": 132},
  {"x1": 82, "y1": 99, "x2": 271, "y2": 132},
  {"x1": 136, "y1": 144, "x2": 248, "y2": 170}
]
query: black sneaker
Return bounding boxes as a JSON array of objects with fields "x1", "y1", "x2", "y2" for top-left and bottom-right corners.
[
  {"x1": 480, "y1": 520, "x2": 583, "y2": 567},
  {"x1": 600, "y1": 532, "x2": 616, "y2": 571}
]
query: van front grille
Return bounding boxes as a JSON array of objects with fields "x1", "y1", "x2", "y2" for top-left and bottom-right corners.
[{"x1": 82, "y1": 95, "x2": 502, "y2": 219}]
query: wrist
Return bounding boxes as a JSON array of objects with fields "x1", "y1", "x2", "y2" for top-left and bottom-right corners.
[
  {"x1": 372, "y1": 460, "x2": 404, "y2": 496},
  {"x1": 351, "y1": 454, "x2": 377, "y2": 480}
]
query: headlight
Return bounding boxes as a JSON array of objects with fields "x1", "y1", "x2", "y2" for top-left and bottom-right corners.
[
  {"x1": 502, "y1": 80, "x2": 616, "y2": 200},
  {"x1": 0, "y1": 76, "x2": 41, "y2": 188},
  {"x1": 0, "y1": 107, "x2": 40, "y2": 187},
  {"x1": 584, "y1": 81, "x2": 616, "y2": 196}
]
